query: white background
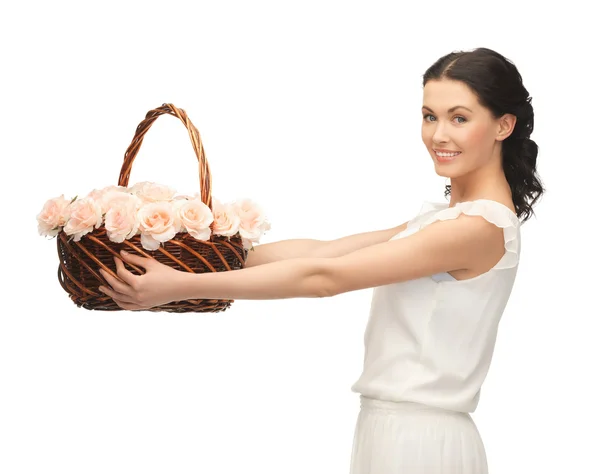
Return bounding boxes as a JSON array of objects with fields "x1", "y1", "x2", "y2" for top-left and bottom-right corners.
[{"x1": 1, "y1": 1, "x2": 598, "y2": 473}]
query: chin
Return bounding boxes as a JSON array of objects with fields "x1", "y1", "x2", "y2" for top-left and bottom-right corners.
[
  {"x1": 432, "y1": 160, "x2": 459, "y2": 178},
  {"x1": 433, "y1": 169, "x2": 451, "y2": 178}
]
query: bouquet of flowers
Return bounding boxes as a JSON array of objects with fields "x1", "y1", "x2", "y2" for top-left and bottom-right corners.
[{"x1": 37, "y1": 182, "x2": 271, "y2": 252}]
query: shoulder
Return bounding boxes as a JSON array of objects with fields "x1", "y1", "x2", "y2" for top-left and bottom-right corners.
[
  {"x1": 414, "y1": 202, "x2": 510, "y2": 273},
  {"x1": 416, "y1": 211, "x2": 504, "y2": 254}
]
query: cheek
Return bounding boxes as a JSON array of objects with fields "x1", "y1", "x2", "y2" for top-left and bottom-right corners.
[
  {"x1": 421, "y1": 124, "x2": 431, "y2": 143},
  {"x1": 461, "y1": 124, "x2": 492, "y2": 149}
]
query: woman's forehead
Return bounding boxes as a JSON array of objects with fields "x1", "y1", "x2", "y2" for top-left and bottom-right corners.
[{"x1": 422, "y1": 79, "x2": 479, "y2": 110}]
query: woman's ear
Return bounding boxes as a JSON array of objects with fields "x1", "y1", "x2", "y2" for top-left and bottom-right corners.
[{"x1": 496, "y1": 113, "x2": 517, "y2": 141}]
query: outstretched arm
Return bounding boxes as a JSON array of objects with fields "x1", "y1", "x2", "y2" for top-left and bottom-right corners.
[
  {"x1": 98, "y1": 214, "x2": 503, "y2": 311},
  {"x1": 244, "y1": 221, "x2": 408, "y2": 267}
]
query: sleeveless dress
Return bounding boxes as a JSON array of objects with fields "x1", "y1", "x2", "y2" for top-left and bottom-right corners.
[{"x1": 348, "y1": 199, "x2": 521, "y2": 474}]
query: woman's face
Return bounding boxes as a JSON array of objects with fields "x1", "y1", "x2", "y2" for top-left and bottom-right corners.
[{"x1": 421, "y1": 78, "x2": 501, "y2": 178}]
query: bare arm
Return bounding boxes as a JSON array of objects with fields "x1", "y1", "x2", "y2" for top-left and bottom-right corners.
[
  {"x1": 244, "y1": 221, "x2": 409, "y2": 267},
  {"x1": 174, "y1": 213, "x2": 497, "y2": 301},
  {"x1": 98, "y1": 215, "x2": 500, "y2": 308}
]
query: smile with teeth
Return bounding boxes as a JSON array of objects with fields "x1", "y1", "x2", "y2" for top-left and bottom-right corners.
[{"x1": 435, "y1": 151, "x2": 461, "y2": 157}]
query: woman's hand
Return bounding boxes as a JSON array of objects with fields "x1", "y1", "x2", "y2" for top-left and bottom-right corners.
[{"x1": 98, "y1": 250, "x2": 187, "y2": 311}]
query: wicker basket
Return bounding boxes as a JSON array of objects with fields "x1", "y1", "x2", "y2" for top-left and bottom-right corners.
[{"x1": 56, "y1": 103, "x2": 249, "y2": 313}]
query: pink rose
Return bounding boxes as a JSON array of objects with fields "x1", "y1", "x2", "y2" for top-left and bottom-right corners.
[
  {"x1": 232, "y1": 198, "x2": 271, "y2": 243},
  {"x1": 86, "y1": 186, "x2": 129, "y2": 214},
  {"x1": 211, "y1": 199, "x2": 240, "y2": 237},
  {"x1": 174, "y1": 198, "x2": 214, "y2": 240},
  {"x1": 128, "y1": 181, "x2": 177, "y2": 203},
  {"x1": 101, "y1": 190, "x2": 142, "y2": 211},
  {"x1": 137, "y1": 202, "x2": 180, "y2": 251},
  {"x1": 36, "y1": 194, "x2": 72, "y2": 237},
  {"x1": 104, "y1": 193, "x2": 142, "y2": 243},
  {"x1": 62, "y1": 197, "x2": 103, "y2": 241}
]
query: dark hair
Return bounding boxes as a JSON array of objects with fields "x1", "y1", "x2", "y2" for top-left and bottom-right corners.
[{"x1": 422, "y1": 47, "x2": 544, "y2": 223}]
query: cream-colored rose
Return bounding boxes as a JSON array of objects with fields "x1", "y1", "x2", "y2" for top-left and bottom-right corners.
[
  {"x1": 128, "y1": 181, "x2": 177, "y2": 203},
  {"x1": 86, "y1": 187, "x2": 107, "y2": 202},
  {"x1": 37, "y1": 194, "x2": 72, "y2": 237},
  {"x1": 62, "y1": 197, "x2": 103, "y2": 241},
  {"x1": 175, "y1": 198, "x2": 214, "y2": 240},
  {"x1": 86, "y1": 186, "x2": 129, "y2": 214},
  {"x1": 211, "y1": 199, "x2": 240, "y2": 237},
  {"x1": 104, "y1": 193, "x2": 142, "y2": 243},
  {"x1": 102, "y1": 190, "x2": 142, "y2": 212},
  {"x1": 172, "y1": 193, "x2": 201, "y2": 232},
  {"x1": 232, "y1": 198, "x2": 271, "y2": 243},
  {"x1": 137, "y1": 201, "x2": 180, "y2": 250}
]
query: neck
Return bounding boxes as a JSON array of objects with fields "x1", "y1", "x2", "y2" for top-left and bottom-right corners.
[{"x1": 448, "y1": 152, "x2": 511, "y2": 206}]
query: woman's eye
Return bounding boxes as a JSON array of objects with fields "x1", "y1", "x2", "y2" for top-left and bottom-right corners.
[{"x1": 422, "y1": 114, "x2": 467, "y2": 123}]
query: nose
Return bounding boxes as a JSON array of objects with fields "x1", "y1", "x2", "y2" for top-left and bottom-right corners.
[{"x1": 432, "y1": 122, "x2": 449, "y2": 144}]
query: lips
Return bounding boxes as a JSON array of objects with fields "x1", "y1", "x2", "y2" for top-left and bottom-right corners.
[{"x1": 433, "y1": 149, "x2": 461, "y2": 162}]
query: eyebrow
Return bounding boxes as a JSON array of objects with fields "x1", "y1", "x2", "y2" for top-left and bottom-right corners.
[{"x1": 422, "y1": 105, "x2": 473, "y2": 113}]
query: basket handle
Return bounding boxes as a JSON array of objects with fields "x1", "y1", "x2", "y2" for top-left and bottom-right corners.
[{"x1": 117, "y1": 103, "x2": 213, "y2": 210}]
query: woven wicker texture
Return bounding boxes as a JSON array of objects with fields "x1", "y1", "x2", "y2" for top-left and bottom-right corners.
[{"x1": 56, "y1": 104, "x2": 248, "y2": 312}]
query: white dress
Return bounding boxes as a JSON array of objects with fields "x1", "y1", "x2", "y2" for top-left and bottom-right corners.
[{"x1": 348, "y1": 199, "x2": 521, "y2": 474}]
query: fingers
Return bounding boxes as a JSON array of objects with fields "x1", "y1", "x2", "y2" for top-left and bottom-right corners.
[
  {"x1": 98, "y1": 281, "x2": 146, "y2": 310},
  {"x1": 96, "y1": 249, "x2": 155, "y2": 312},
  {"x1": 111, "y1": 296, "x2": 146, "y2": 311},
  {"x1": 114, "y1": 256, "x2": 139, "y2": 287},
  {"x1": 99, "y1": 264, "x2": 134, "y2": 298},
  {"x1": 98, "y1": 282, "x2": 137, "y2": 304},
  {"x1": 119, "y1": 250, "x2": 154, "y2": 270}
]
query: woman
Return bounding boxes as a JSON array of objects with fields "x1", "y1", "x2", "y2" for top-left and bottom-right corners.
[{"x1": 98, "y1": 47, "x2": 544, "y2": 473}]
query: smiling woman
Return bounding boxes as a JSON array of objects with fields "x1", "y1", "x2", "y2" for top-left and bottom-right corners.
[
  {"x1": 421, "y1": 49, "x2": 543, "y2": 223},
  {"x1": 98, "y1": 47, "x2": 544, "y2": 474}
]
